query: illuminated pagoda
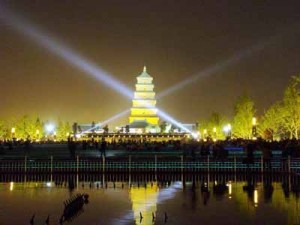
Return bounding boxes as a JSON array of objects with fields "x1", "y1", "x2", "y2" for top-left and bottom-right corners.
[{"x1": 129, "y1": 66, "x2": 159, "y2": 133}]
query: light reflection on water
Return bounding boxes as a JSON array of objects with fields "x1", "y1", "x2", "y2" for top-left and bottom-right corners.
[{"x1": 0, "y1": 174, "x2": 299, "y2": 225}]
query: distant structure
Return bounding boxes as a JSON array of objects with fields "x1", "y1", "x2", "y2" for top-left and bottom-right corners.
[{"x1": 129, "y1": 66, "x2": 159, "y2": 133}]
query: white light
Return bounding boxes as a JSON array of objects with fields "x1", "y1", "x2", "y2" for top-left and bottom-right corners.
[
  {"x1": 223, "y1": 124, "x2": 232, "y2": 133},
  {"x1": 76, "y1": 134, "x2": 81, "y2": 139},
  {"x1": 46, "y1": 182, "x2": 52, "y2": 187},
  {"x1": 45, "y1": 123, "x2": 55, "y2": 133},
  {"x1": 192, "y1": 132, "x2": 199, "y2": 139}
]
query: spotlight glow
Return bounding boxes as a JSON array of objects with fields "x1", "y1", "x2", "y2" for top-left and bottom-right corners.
[
  {"x1": 0, "y1": 5, "x2": 133, "y2": 99},
  {"x1": 0, "y1": 5, "x2": 195, "y2": 132},
  {"x1": 157, "y1": 109, "x2": 193, "y2": 134},
  {"x1": 157, "y1": 38, "x2": 279, "y2": 99},
  {"x1": 82, "y1": 109, "x2": 130, "y2": 134},
  {"x1": 45, "y1": 123, "x2": 55, "y2": 133}
]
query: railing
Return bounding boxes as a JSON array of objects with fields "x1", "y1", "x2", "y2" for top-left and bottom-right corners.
[{"x1": 0, "y1": 155, "x2": 299, "y2": 173}]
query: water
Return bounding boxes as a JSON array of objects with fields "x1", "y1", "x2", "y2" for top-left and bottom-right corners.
[{"x1": 0, "y1": 174, "x2": 299, "y2": 225}]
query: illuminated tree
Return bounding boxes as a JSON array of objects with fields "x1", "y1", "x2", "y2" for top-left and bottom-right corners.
[
  {"x1": 200, "y1": 112, "x2": 228, "y2": 139},
  {"x1": 232, "y1": 95, "x2": 256, "y2": 139},
  {"x1": 280, "y1": 76, "x2": 300, "y2": 139},
  {"x1": 56, "y1": 120, "x2": 72, "y2": 141},
  {"x1": 13, "y1": 115, "x2": 44, "y2": 140},
  {"x1": 259, "y1": 103, "x2": 283, "y2": 140},
  {"x1": 0, "y1": 120, "x2": 8, "y2": 140}
]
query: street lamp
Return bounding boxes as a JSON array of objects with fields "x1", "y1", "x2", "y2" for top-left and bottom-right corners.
[
  {"x1": 213, "y1": 127, "x2": 217, "y2": 141},
  {"x1": 45, "y1": 123, "x2": 55, "y2": 140},
  {"x1": 36, "y1": 129, "x2": 40, "y2": 141},
  {"x1": 45, "y1": 123, "x2": 55, "y2": 134},
  {"x1": 252, "y1": 117, "x2": 257, "y2": 139},
  {"x1": 11, "y1": 127, "x2": 15, "y2": 139},
  {"x1": 203, "y1": 129, "x2": 207, "y2": 140},
  {"x1": 223, "y1": 124, "x2": 232, "y2": 139}
]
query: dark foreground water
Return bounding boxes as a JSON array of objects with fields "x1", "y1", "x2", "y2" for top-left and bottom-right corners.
[{"x1": 0, "y1": 174, "x2": 300, "y2": 225}]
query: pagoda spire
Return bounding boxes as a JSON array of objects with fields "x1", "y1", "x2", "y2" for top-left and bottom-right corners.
[{"x1": 143, "y1": 65, "x2": 147, "y2": 72}]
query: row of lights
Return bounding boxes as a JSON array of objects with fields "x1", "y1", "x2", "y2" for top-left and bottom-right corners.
[
  {"x1": 198, "y1": 117, "x2": 257, "y2": 141},
  {"x1": 10, "y1": 123, "x2": 64, "y2": 139}
]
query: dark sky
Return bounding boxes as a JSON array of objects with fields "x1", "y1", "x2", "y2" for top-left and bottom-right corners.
[{"x1": 0, "y1": 0, "x2": 300, "y2": 126}]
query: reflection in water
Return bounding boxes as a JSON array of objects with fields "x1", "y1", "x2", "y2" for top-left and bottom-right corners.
[
  {"x1": 1, "y1": 174, "x2": 300, "y2": 225},
  {"x1": 130, "y1": 183, "x2": 159, "y2": 225}
]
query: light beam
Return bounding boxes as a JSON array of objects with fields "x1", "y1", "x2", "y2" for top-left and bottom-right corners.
[
  {"x1": 157, "y1": 37, "x2": 280, "y2": 99},
  {"x1": 0, "y1": 4, "x2": 133, "y2": 99},
  {"x1": 0, "y1": 5, "x2": 193, "y2": 133}
]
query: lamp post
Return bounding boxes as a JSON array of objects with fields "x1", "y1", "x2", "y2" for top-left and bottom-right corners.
[
  {"x1": 203, "y1": 129, "x2": 207, "y2": 141},
  {"x1": 252, "y1": 117, "x2": 257, "y2": 140},
  {"x1": 223, "y1": 124, "x2": 232, "y2": 139},
  {"x1": 45, "y1": 123, "x2": 55, "y2": 141},
  {"x1": 213, "y1": 127, "x2": 217, "y2": 141},
  {"x1": 11, "y1": 127, "x2": 15, "y2": 140}
]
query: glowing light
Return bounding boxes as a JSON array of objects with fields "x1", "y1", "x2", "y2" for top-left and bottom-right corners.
[
  {"x1": 76, "y1": 134, "x2": 81, "y2": 139},
  {"x1": 254, "y1": 189, "x2": 258, "y2": 207},
  {"x1": 9, "y1": 182, "x2": 14, "y2": 191},
  {"x1": 252, "y1": 117, "x2": 257, "y2": 126},
  {"x1": 0, "y1": 5, "x2": 133, "y2": 99},
  {"x1": 0, "y1": 5, "x2": 201, "y2": 132},
  {"x1": 45, "y1": 123, "x2": 55, "y2": 133},
  {"x1": 46, "y1": 182, "x2": 52, "y2": 187},
  {"x1": 227, "y1": 181, "x2": 232, "y2": 197},
  {"x1": 157, "y1": 38, "x2": 279, "y2": 99},
  {"x1": 114, "y1": 182, "x2": 180, "y2": 225},
  {"x1": 223, "y1": 124, "x2": 231, "y2": 133},
  {"x1": 156, "y1": 109, "x2": 193, "y2": 134},
  {"x1": 83, "y1": 109, "x2": 130, "y2": 134},
  {"x1": 213, "y1": 127, "x2": 217, "y2": 133},
  {"x1": 130, "y1": 183, "x2": 158, "y2": 225}
]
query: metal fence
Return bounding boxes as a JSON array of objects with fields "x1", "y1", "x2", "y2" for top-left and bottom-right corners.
[{"x1": 0, "y1": 155, "x2": 299, "y2": 174}]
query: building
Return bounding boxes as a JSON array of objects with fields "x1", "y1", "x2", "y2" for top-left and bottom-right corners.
[{"x1": 129, "y1": 67, "x2": 159, "y2": 132}]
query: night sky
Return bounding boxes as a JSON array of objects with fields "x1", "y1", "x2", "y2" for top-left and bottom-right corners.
[{"x1": 0, "y1": 0, "x2": 300, "y2": 126}]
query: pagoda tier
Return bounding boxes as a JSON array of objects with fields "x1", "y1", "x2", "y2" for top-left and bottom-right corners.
[{"x1": 129, "y1": 67, "x2": 159, "y2": 125}]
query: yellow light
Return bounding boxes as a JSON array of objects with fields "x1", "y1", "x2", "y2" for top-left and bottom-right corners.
[
  {"x1": 11, "y1": 127, "x2": 15, "y2": 133},
  {"x1": 130, "y1": 183, "x2": 159, "y2": 224},
  {"x1": 228, "y1": 124, "x2": 231, "y2": 130},
  {"x1": 254, "y1": 189, "x2": 258, "y2": 206},
  {"x1": 213, "y1": 127, "x2": 217, "y2": 133},
  {"x1": 10, "y1": 182, "x2": 14, "y2": 191},
  {"x1": 203, "y1": 129, "x2": 207, "y2": 134},
  {"x1": 252, "y1": 117, "x2": 257, "y2": 126},
  {"x1": 66, "y1": 132, "x2": 70, "y2": 137},
  {"x1": 228, "y1": 182, "x2": 232, "y2": 195},
  {"x1": 36, "y1": 129, "x2": 40, "y2": 135}
]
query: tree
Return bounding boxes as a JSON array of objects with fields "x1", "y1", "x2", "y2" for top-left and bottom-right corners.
[
  {"x1": 203, "y1": 112, "x2": 226, "y2": 139},
  {"x1": 280, "y1": 76, "x2": 300, "y2": 139},
  {"x1": 259, "y1": 103, "x2": 283, "y2": 140},
  {"x1": 12, "y1": 115, "x2": 44, "y2": 140},
  {"x1": 232, "y1": 95, "x2": 256, "y2": 139},
  {"x1": 56, "y1": 120, "x2": 72, "y2": 141},
  {"x1": 15, "y1": 115, "x2": 33, "y2": 140},
  {"x1": 200, "y1": 112, "x2": 228, "y2": 140},
  {"x1": 0, "y1": 120, "x2": 8, "y2": 140}
]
